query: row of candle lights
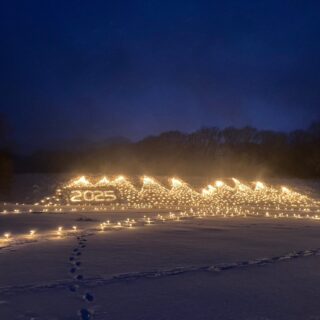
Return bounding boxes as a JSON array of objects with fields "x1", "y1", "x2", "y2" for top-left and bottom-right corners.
[{"x1": 2, "y1": 207, "x2": 320, "y2": 245}]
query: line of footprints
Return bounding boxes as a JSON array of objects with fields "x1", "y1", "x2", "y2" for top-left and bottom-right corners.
[{"x1": 68, "y1": 233, "x2": 95, "y2": 320}]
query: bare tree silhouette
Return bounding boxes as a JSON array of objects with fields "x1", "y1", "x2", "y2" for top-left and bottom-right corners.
[{"x1": 14, "y1": 121, "x2": 320, "y2": 179}]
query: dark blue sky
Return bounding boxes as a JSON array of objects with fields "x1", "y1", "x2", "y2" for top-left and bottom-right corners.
[{"x1": 1, "y1": 0, "x2": 320, "y2": 150}]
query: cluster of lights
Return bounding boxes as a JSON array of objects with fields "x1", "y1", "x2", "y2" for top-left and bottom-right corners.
[
  {"x1": 2, "y1": 202, "x2": 320, "y2": 249},
  {"x1": 1, "y1": 176, "x2": 320, "y2": 252},
  {"x1": 1, "y1": 176, "x2": 319, "y2": 223}
]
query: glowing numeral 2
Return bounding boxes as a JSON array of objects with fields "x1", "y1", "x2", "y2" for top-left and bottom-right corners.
[{"x1": 70, "y1": 190, "x2": 82, "y2": 202}]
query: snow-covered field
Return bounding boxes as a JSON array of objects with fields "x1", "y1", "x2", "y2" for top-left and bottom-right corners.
[
  {"x1": 1, "y1": 175, "x2": 320, "y2": 319},
  {"x1": 1, "y1": 212, "x2": 320, "y2": 320}
]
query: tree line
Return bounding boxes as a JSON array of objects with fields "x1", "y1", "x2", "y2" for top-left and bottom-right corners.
[
  {"x1": 0, "y1": 115, "x2": 13, "y2": 199},
  {"x1": 15, "y1": 121, "x2": 320, "y2": 179}
]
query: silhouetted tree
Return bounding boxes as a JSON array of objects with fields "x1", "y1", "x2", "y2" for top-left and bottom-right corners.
[
  {"x1": 14, "y1": 120, "x2": 320, "y2": 179},
  {"x1": 0, "y1": 114, "x2": 13, "y2": 199}
]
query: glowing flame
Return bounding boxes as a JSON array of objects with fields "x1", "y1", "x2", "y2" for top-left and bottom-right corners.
[
  {"x1": 215, "y1": 180, "x2": 224, "y2": 188},
  {"x1": 143, "y1": 176, "x2": 154, "y2": 185},
  {"x1": 96, "y1": 176, "x2": 109, "y2": 186},
  {"x1": 4, "y1": 232, "x2": 10, "y2": 239},
  {"x1": 233, "y1": 178, "x2": 249, "y2": 191},
  {"x1": 114, "y1": 175, "x2": 126, "y2": 182},
  {"x1": 171, "y1": 178, "x2": 182, "y2": 188},
  {"x1": 255, "y1": 181, "x2": 265, "y2": 191},
  {"x1": 281, "y1": 186, "x2": 291, "y2": 194},
  {"x1": 232, "y1": 178, "x2": 240, "y2": 185},
  {"x1": 57, "y1": 226, "x2": 63, "y2": 236}
]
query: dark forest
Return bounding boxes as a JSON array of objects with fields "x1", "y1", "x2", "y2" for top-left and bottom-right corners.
[{"x1": 10, "y1": 121, "x2": 320, "y2": 179}]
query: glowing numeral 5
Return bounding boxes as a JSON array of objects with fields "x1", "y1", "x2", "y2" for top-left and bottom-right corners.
[{"x1": 105, "y1": 190, "x2": 117, "y2": 201}]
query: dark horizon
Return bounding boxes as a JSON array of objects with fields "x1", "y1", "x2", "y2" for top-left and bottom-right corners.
[
  {"x1": 11, "y1": 123, "x2": 320, "y2": 180},
  {"x1": 1, "y1": 0, "x2": 320, "y2": 151},
  {"x1": 3, "y1": 119, "x2": 319, "y2": 154}
]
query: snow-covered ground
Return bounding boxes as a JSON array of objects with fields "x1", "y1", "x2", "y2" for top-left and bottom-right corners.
[
  {"x1": 1, "y1": 175, "x2": 320, "y2": 319},
  {"x1": 1, "y1": 211, "x2": 320, "y2": 320}
]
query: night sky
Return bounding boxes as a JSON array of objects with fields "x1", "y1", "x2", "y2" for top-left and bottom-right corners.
[{"x1": 1, "y1": 0, "x2": 320, "y2": 150}]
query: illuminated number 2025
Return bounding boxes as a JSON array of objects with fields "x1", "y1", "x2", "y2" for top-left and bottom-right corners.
[{"x1": 70, "y1": 190, "x2": 117, "y2": 202}]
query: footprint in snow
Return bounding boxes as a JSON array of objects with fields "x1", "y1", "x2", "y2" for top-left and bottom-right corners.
[
  {"x1": 79, "y1": 308, "x2": 92, "y2": 320},
  {"x1": 69, "y1": 284, "x2": 79, "y2": 292},
  {"x1": 69, "y1": 267, "x2": 77, "y2": 274},
  {"x1": 83, "y1": 292, "x2": 94, "y2": 302}
]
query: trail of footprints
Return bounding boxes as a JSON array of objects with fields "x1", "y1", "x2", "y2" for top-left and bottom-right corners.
[
  {"x1": 68, "y1": 233, "x2": 96, "y2": 320},
  {"x1": 78, "y1": 247, "x2": 320, "y2": 286},
  {"x1": 0, "y1": 246, "x2": 318, "y2": 298}
]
